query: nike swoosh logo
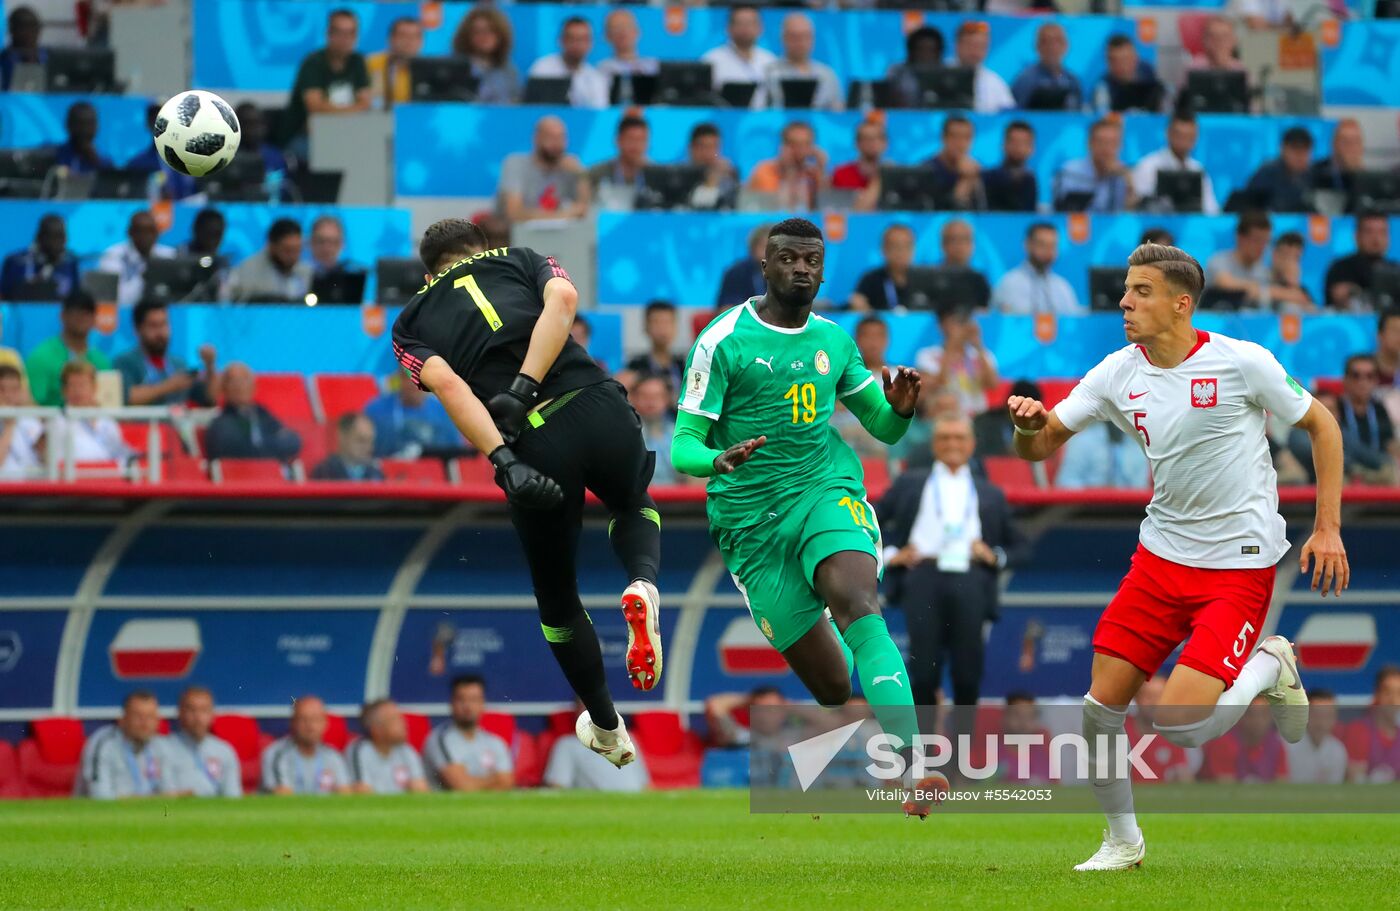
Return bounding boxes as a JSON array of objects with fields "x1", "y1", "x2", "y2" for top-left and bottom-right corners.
[
  {"x1": 1128, "y1": 391, "x2": 1148, "y2": 400},
  {"x1": 1281, "y1": 646, "x2": 1303, "y2": 690},
  {"x1": 872, "y1": 672, "x2": 904, "y2": 688}
]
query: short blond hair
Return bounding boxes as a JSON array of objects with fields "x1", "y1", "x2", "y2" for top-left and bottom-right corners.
[
  {"x1": 1127, "y1": 243, "x2": 1204, "y2": 307},
  {"x1": 59, "y1": 359, "x2": 96, "y2": 388}
]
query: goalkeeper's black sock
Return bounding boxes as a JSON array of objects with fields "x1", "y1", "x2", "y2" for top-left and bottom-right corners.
[
  {"x1": 541, "y1": 612, "x2": 619, "y2": 731},
  {"x1": 608, "y1": 502, "x2": 661, "y2": 585}
]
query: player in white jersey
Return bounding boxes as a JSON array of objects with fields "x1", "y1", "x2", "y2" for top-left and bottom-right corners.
[{"x1": 1006, "y1": 243, "x2": 1350, "y2": 871}]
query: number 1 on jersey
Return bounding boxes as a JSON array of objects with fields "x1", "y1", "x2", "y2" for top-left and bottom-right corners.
[{"x1": 455, "y1": 274, "x2": 503, "y2": 331}]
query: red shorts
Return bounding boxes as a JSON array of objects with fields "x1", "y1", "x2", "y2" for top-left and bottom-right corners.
[{"x1": 1093, "y1": 545, "x2": 1275, "y2": 686}]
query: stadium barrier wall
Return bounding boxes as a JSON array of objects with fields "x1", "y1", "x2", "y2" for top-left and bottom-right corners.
[{"x1": 1, "y1": 497, "x2": 1395, "y2": 723}]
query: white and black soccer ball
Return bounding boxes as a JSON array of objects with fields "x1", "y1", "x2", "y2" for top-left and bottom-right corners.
[{"x1": 152, "y1": 90, "x2": 241, "y2": 178}]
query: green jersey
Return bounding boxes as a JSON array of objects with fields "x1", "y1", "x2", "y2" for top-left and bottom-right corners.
[{"x1": 678, "y1": 299, "x2": 874, "y2": 530}]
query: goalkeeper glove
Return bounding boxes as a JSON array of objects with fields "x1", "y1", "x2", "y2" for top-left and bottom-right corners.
[
  {"x1": 486, "y1": 373, "x2": 541, "y2": 443},
  {"x1": 488, "y1": 445, "x2": 563, "y2": 510}
]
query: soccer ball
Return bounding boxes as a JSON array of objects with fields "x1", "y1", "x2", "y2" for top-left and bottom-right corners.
[{"x1": 152, "y1": 90, "x2": 241, "y2": 178}]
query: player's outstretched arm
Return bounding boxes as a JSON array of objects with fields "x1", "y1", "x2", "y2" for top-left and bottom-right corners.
[
  {"x1": 1295, "y1": 398, "x2": 1349, "y2": 597},
  {"x1": 1008, "y1": 395, "x2": 1075, "y2": 462},
  {"x1": 843, "y1": 367, "x2": 919, "y2": 445}
]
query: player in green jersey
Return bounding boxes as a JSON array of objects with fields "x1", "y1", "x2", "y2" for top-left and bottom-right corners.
[{"x1": 671, "y1": 218, "x2": 926, "y2": 801}]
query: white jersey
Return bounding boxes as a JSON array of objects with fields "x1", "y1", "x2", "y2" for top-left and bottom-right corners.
[{"x1": 1054, "y1": 330, "x2": 1312, "y2": 569}]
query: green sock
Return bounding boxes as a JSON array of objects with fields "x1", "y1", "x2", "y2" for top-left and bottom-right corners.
[
  {"x1": 829, "y1": 616, "x2": 854, "y2": 679},
  {"x1": 842, "y1": 613, "x2": 918, "y2": 753}
]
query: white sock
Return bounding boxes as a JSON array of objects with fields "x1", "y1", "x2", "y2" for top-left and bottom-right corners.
[
  {"x1": 1082, "y1": 695, "x2": 1141, "y2": 843},
  {"x1": 1155, "y1": 652, "x2": 1281, "y2": 747}
]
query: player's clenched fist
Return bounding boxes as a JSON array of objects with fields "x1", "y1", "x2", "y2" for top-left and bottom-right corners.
[
  {"x1": 1007, "y1": 395, "x2": 1048, "y2": 433},
  {"x1": 487, "y1": 374, "x2": 542, "y2": 444},
  {"x1": 713, "y1": 435, "x2": 766, "y2": 475},
  {"x1": 489, "y1": 445, "x2": 563, "y2": 509},
  {"x1": 882, "y1": 366, "x2": 921, "y2": 418}
]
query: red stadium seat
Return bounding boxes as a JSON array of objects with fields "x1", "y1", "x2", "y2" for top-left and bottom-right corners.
[
  {"x1": 548, "y1": 711, "x2": 576, "y2": 737},
  {"x1": 629, "y1": 711, "x2": 703, "y2": 790},
  {"x1": 861, "y1": 457, "x2": 890, "y2": 501},
  {"x1": 1178, "y1": 12, "x2": 1212, "y2": 57},
  {"x1": 0, "y1": 740, "x2": 22, "y2": 798},
  {"x1": 252, "y1": 373, "x2": 315, "y2": 423},
  {"x1": 322, "y1": 713, "x2": 351, "y2": 751},
  {"x1": 1313, "y1": 377, "x2": 1343, "y2": 397},
  {"x1": 211, "y1": 714, "x2": 266, "y2": 794},
  {"x1": 454, "y1": 456, "x2": 496, "y2": 486},
  {"x1": 480, "y1": 711, "x2": 516, "y2": 746},
  {"x1": 165, "y1": 455, "x2": 211, "y2": 484},
  {"x1": 982, "y1": 456, "x2": 1037, "y2": 491},
  {"x1": 20, "y1": 717, "x2": 86, "y2": 797},
  {"x1": 402, "y1": 712, "x2": 432, "y2": 753},
  {"x1": 313, "y1": 374, "x2": 380, "y2": 423},
  {"x1": 513, "y1": 731, "x2": 544, "y2": 788},
  {"x1": 210, "y1": 459, "x2": 291, "y2": 484},
  {"x1": 1038, "y1": 379, "x2": 1079, "y2": 410},
  {"x1": 382, "y1": 458, "x2": 447, "y2": 484},
  {"x1": 119, "y1": 421, "x2": 181, "y2": 456},
  {"x1": 984, "y1": 380, "x2": 1012, "y2": 410},
  {"x1": 286, "y1": 418, "x2": 333, "y2": 471}
]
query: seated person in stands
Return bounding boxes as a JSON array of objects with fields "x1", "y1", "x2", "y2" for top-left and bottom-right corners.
[
  {"x1": 597, "y1": 8, "x2": 659, "y2": 81},
  {"x1": 366, "y1": 15, "x2": 422, "y2": 109},
  {"x1": 527, "y1": 16, "x2": 609, "y2": 109},
  {"x1": 1243, "y1": 127, "x2": 1316, "y2": 213},
  {"x1": 98, "y1": 210, "x2": 176, "y2": 309},
  {"x1": 0, "y1": 363, "x2": 42, "y2": 479},
  {"x1": 623, "y1": 300, "x2": 685, "y2": 392},
  {"x1": 113, "y1": 300, "x2": 220, "y2": 407},
  {"x1": 223, "y1": 219, "x2": 313, "y2": 303},
  {"x1": 765, "y1": 12, "x2": 844, "y2": 112},
  {"x1": 982, "y1": 121, "x2": 1037, "y2": 213},
  {"x1": 205, "y1": 362, "x2": 302, "y2": 461},
  {"x1": 177, "y1": 207, "x2": 231, "y2": 289},
  {"x1": 285, "y1": 8, "x2": 371, "y2": 155},
  {"x1": 925, "y1": 116, "x2": 985, "y2": 211},
  {"x1": 686, "y1": 122, "x2": 740, "y2": 211},
  {"x1": 24, "y1": 290, "x2": 110, "y2": 407},
  {"x1": 51, "y1": 361, "x2": 128, "y2": 465},
  {"x1": 1346, "y1": 666, "x2": 1400, "y2": 783},
  {"x1": 261, "y1": 696, "x2": 351, "y2": 795},
  {"x1": 937, "y1": 219, "x2": 992, "y2": 311},
  {"x1": 1311, "y1": 118, "x2": 1366, "y2": 209},
  {"x1": 954, "y1": 20, "x2": 1014, "y2": 114},
  {"x1": 588, "y1": 115, "x2": 650, "y2": 209},
  {"x1": 1269, "y1": 232, "x2": 1316, "y2": 312},
  {"x1": 746, "y1": 121, "x2": 827, "y2": 211},
  {"x1": 544, "y1": 699, "x2": 648, "y2": 792},
  {"x1": 1011, "y1": 23, "x2": 1082, "y2": 111},
  {"x1": 451, "y1": 5, "x2": 520, "y2": 105},
  {"x1": 76, "y1": 691, "x2": 185, "y2": 799},
  {"x1": 423, "y1": 675, "x2": 514, "y2": 791},
  {"x1": 991, "y1": 223, "x2": 1081, "y2": 315},
  {"x1": 0, "y1": 5, "x2": 46, "y2": 91},
  {"x1": 349, "y1": 699, "x2": 428, "y2": 795},
  {"x1": 1055, "y1": 421, "x2": 1150, "y2": 489},
  {"x1": 51, "y1": 101, "x2": 113, "y2": 174},
  {"x1": 125, "y1": 103, "x2": 198, "y2": 200},
  {"x1": 1053, "y1": 118, "x2": 1137, "y2": 213},
  {"x1": 702, "y1": 5, "x2": 778, "y2": 109},
  {"x1": 364, "y1": 375, "x2": 460, "y2": 458},
  {"x1": 0, "y1": 213, "x2": 80, "y2": 302},
  {"x1": 232, "y1": 103, "x2": 290, "y2": 179},
  {"x1": 716, "y1": 223, "x2": 769, "y2": 307},
  {"x1": 830, "y1": 120, "x2": 886, "y2": 213},
  {"x1": 629, "y1": 375, "x2": 680, "y2": 485},
  {"x1": 1325, "y1": 212, "x2": 1396, "y2": 311},
  {"x1": 1185, "y1": 15, "x2": 1247, "y2": 78},
  {"x1": 308, "y1": 215, "x2": 365, "y2": 301},
  {"x1": 1131, "y1": 112, "x2": 1220, "y2": 215},
  {"x1": 885, "y1": 25, "x2": 944, "y2": 110},
  {"x1": 498, "y1": 116, "x2": 590, "y2": 224},
  {"x1": 311, "y1": 412, "x2": 384, "y2": 481},
  {"x1": 1205, "y1": 212, "x2": 1308, "y2": 310},
  {"x1": 704, "y1": 687, "x2": 788, "y2": 748},
  {"x1": 1092, "y1": 34, "x2": 1165, "y2": 113},
  {"x1": 849, "y1": 223, "x2": 917, "y2": 312},
  {"x1": 915, "y1": 306, "x2": 999, "y2": 419}
]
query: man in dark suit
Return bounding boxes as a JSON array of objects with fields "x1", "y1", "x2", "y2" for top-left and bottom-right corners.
[
  {"x1": 879, "y1": 413, "x2": 1026, "y2": 716},
  {"x1": 205, "y1": 363, "x2": 302, "y2": 461}
]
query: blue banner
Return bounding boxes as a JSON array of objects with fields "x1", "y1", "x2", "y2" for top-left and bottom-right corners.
[
  {"x1": 596, "y1": 211, "x2": 1395, "y2": 313},
  {"x1": 396, "y1": 106, "x2": 1331, "y2": 206},
  {"x1": 0, "y1": 200, "x2": 410, "y2": 272},
  {"x1": 1321, "y1": 21, "x2": 1400, "y2": 107},
  {"x1": 194, "y1": 1, "x2": 1152, "y2": 94},
  {"x1": 78, "y1": 609, "x2": 378, "y2": 709},
  {"x1": 0, "y1": 612, "x2": 66, "y2": 710},
  {"x1": 0, "y1": 524, "x2": 109, "y2": 597},
  {"x1": 0, "y1": 94, "x2": 151, "y2": 165}
]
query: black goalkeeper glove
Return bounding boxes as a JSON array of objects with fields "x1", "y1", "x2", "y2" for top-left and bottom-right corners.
[
  {"x1": 486, "y1": 373, "x2": 542, "y2": 444},
  {"x1": 488, "y1": 445, "x2": 563, "y2": 510}
]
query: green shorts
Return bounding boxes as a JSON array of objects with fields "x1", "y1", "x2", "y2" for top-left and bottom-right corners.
[{"x1": 713, "y1": 480, "x2": 883, "y2": 653}]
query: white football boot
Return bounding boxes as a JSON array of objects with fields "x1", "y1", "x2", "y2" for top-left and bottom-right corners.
[
  {"x1": 576, "y1": 710, "x2": 636, "y2": 769},
  {"x1": 1074, "y1": 830, "x2": 1146, "y2": 871},
  {"x1": 1258, "y1": 635, "x2": 1309, "y2": 744},
  {"x1": 622, "y1": 579, "x2": 663, "y2": 691}
]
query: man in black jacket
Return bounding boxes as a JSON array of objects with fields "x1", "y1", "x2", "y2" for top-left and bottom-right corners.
[
  {"x1": 205, "y1": 363, "x2": 302, "y2": 461},
  {"x1": 879, "y1": 413, "x2": 1026, "y2": 715}
]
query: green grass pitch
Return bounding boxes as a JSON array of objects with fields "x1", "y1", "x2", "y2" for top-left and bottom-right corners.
[{"x1": 2, "y1": 790, "x2": 1396, "y2": 910}]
